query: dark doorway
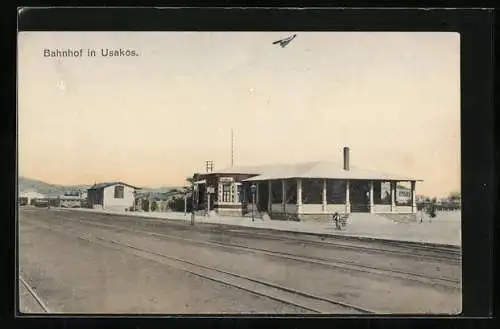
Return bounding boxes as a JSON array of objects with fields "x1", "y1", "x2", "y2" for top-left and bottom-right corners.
[
  {"x1": 257, "y1": 182, "x2": 269, "y2": 212},
  {"x1": 350, "y1": 180, "x2": 370, "y2": 212},
  {"x1": 197, "y1": 184, "x2": 206, "y2": 210}
]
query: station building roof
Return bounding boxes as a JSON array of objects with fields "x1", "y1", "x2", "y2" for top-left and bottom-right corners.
[{"x1": 208, "y1": 161, "x2": 421, "y2": 182}]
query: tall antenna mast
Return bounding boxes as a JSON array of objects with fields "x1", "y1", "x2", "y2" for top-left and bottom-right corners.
[{"x1": 231, "y1": 129, "x2": 235, "y2": 167}]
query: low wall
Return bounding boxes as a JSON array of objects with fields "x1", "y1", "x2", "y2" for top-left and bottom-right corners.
[
  {"x1": 396, "y1": 205, "x2": 414, "y2": 213},
  {"x1": 268, "y1": 212, "x2": 299, "y2": 221},
  {"x1": 271, "y1": 204, "x2": 284, "y2": 213},
  {"x1": 217, "y1": 208, "x2": 244, "y2": 217},
  {"x1": 372, "y1": 204, "x2": 392, "y2": 213},
  {"x1": 216, "y1": 202, "x2": 244, "y2": 217},
  {"x1": 300, "y1": 204, "x2": 323, "y2": 214},
  {"x1": 285, "y1": 204, "x2": 298, "y2": 213},
  {"x1": 325, "y1": 204, "x2": 346, "y2": 213},
  {"x1": 269, "y1": 203, "x2": 299, "y2": 221}
]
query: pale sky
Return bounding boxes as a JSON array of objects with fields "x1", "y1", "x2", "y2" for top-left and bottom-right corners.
[{"x1": 18, "y1": 32, "x2": 460, "y2": 197}]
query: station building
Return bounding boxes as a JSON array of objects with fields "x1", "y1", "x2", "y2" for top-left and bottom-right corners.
[{"x1": 192, "y1": 147, "x2": 421, "y2": 221}]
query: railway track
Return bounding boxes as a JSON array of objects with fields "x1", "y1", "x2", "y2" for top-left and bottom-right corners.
[
  {"x1": 42, "y1": 209, "x2": 462, "y2": 264},
  {"x1": 26, "y1": 214, "x2": 461, "y2": 290},
  {"x1": 75, "y1": 218, "x2": 462, "y2": 289},
  {"x1": 205, "y1": 228, "x2": 462, "y2": 263},
  {"x1": 21, "y1": 219, "x2": 374, "y2": 314},
  {"x1": 19, "y1": 275, "x2": 50, "y2": 313}
]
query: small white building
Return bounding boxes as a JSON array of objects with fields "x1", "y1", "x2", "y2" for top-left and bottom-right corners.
[
  {"x1": 87, "y1": 182, "x2": 139, "y2": 212},
  {"x1": 19, "y1": 190, "x2": 46, "y2": 205},
  {"x1": 59, "y1": 195, "x2": 84, "y2": 208}
]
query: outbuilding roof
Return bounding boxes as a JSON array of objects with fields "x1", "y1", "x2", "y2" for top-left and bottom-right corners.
[
  {"x1": 59, "y1": 195, "x2": 83, "y2": 200},
  {"x1": 211, "y1": 161, "x2": 421, "y2": 182},
  {"x1": 19, "y1": 191, "x2": 46, "y2": 199},
  {"x1": 88, "y1": 181, "x2": 140, "y2": 190}
]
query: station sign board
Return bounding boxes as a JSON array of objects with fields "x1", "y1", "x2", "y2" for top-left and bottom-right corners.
[{"x1": 219, "y1": 177, "x2": 234, "y2": 183}]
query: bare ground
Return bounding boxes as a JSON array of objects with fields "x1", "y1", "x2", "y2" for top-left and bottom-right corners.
[
  {"x1": 19, "y1": 222, "x2": 310, "y2": 314},
  {"x1": 18, "y1": 208, "x2": 461, "y2": 314}
]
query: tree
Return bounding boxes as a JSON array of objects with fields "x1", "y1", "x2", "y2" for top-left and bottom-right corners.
[
  {"x1": 185, "y1": 173, "x2": 200, "y2": 186},
  {"x1": 182, "y1": 173, "x2": 201, "y2": 196},
  {"x1": 448, "y1": 191, "x2": 461, "y2": 202},
  {"x1": 168, "y1": 195, "x2": 193, "y2": 212}
]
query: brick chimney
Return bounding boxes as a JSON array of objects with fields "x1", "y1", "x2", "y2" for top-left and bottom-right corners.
[{"x1": 343, "y1": 147, "x2": 350, "y2": 171}]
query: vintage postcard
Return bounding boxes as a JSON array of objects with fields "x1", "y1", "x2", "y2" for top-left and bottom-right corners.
[{"x1": 17, "y1": 31, "x2": 461, "y2": 314}]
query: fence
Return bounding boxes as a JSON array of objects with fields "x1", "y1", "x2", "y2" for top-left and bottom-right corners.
[{"x1": 417, "y1": 202, "x2": 461, "y2": 212}]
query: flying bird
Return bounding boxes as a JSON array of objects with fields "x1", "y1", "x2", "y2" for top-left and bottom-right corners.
[{"x1": 273, "y1": 34, "x2": 297, "y2": 48}]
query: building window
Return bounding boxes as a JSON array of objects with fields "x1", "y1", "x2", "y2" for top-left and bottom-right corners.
[
  {"x1": 243, "y1": 183, "x2": 251, "y2": 203},
  {"x1": 285, "y1": 180, "x2": 297, "y2": 204},
  {"x1": 396, "y1": 182, "x2": 412, "y2": 206},
  {"x1": 302, "y1": 179, "x2": 323, "y2": 204},
  {"x1": 222, "y1": 184, "x2": 231, "y2": 202},
  {"x1": 231, "y1": 184, "x2": 238, "y2": 203},
  {"x1": 114, "y1": 186, "x2": 124, "y2": 199},
  {"x1": 327, "y1": 180, "x2": 346, "y2": 204},
  {"x1": 212, "y1": 185, "x2": 218, "y2": 203},
  {"x1": 236, "y1": 184, "x2": 243, "y2": 203},
  {"x1": 373, "y1": 181, "x2": 392, "y2": 205},
  {"x1": 271, "y1": 181, "x2": 282, "y2": 203}
]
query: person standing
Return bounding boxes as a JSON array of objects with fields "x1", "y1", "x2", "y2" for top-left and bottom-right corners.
[{"x1": 332, "y1": 212, "x2": 340, "y2": 230}]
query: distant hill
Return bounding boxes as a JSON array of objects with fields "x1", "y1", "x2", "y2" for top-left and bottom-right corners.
[
  {"x1": 18, "y1": 177, "x2": 91, "y2": 197},
  {"x1": 18, "y1": 176, "x2": 181, "y2": 197},
  {"x1": 141, "y1": 186, "x2": 184, "y2": 194}
]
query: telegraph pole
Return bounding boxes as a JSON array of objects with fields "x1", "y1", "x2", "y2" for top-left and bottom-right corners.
[
  {"x1": 191, "y1": 179, "x2": 196, "y2": 225},
  {"x1": 231, "y1": 129, "x2": 235, "y2": 168},
  {"x1": 207, "y1": 189, "x2": 211, "y2": 217},
  {"x1": 184, "y1": 192, "x2": 187, "y2": 215}
]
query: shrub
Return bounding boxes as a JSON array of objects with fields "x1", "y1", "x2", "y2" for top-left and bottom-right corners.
[
  {"x1": 168, "y1": 196, "x2": 193, "y2": 212},
  {"x1": 141, "y1": 200, "x2": 149, "y2": 212}
]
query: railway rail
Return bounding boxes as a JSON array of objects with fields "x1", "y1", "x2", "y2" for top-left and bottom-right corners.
[
  {"x1": 21, "y1": 219, "x2": 375, "y2": 314},
  {"x1": 22, "y1": 212, "x2": 461, "y2": 290},
  {"x1": 19, "y1": 275, "x2": 50, "y2": 313},
  {"x1": 201, "y1": 226, "x2": 462, "y2": 262},
  {"x1": 42, "y1": 209, "x2": 462, "y2": 264},
  {"x1": 66, "y1": 217, "x2": 460, "y2": 289}
]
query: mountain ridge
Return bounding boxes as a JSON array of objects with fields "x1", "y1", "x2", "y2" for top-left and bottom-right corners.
[{"x1": 18, "y1": 176, "x2": 181, "y2": 196}]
